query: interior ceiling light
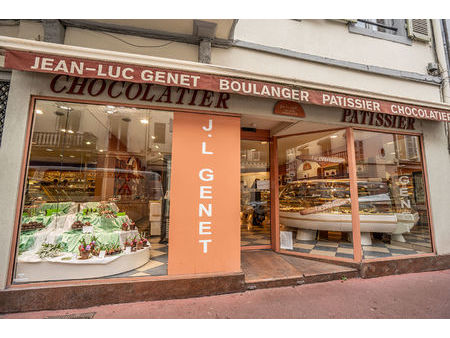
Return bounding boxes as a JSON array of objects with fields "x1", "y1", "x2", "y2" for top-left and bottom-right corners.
[
  {"x1": 261, "y1": 141, "x2": 267, "y2": 144},
  {"x1": 151, "y1": 136, "x2": 156, "y2": 139},
  {"x1": 46, "y1": 148, "x2": 53, "y2": 152},
  {"x1": 106, "y1": 105, "x2": 116, "y2": 109},
  {"x1": 67, "y1": 130, "x2": 74, "y2": 134},
  {"x1": 60, "y1": 129, "x2": 66, "y2": 132},
  {"x1": 35, "y1": 109, "x2": 43, "y2": 115},
  {"x1": 154, "y1": 145, "x2": 159, "y2": 149},
  {"x1": 106, "y1": 110, "x2": 114, "y2": 114},
  {"x1": 140, "y1": 119, "x2": 149, "y2": 124},
  {"x1": 69, "y1": 155, "x2": 75, "y2": 158},
  {"x1": 330, "y1": 135, "x2": 338, "y2": 138},
  {"x1": 86, "y1": 141, "x2": 91, "y2": 145},
  {"x1": 99, "y1": 149, "x2": 104, "y2": 152},
  {"x1": 57, "y1": 105, "x2": 71, "y2": 110}
]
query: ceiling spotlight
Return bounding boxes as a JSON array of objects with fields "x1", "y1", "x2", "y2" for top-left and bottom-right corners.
[
  {"x1": 106, "y1": 110, "x2": 114, "y2": 114},
  {"x1": 35, "y1": 109, "x2": 43, "y2": 115},
  {"x1": 154, "y1": 145, "x2": 159, "y2": 149},
  {"x1": 67, "y1": 130, "x2": 74, "y2": 134},
  {"x1": 99, "y1": 149, "x2": 104, "y2": 152},
  {"x1": 86, "y1": 141, "x2": 91, "y2": 145},
  {"x1": 330, "y1": 135, "x2": 338, "y2": 138},
  {"x1": 140, "y1": 119, "x2": 149, "y2": 124},
  {"x1": 106, "y1": 105, "x2": 116, "y2": 109},
  {"x1": 151, "y1": 136, "x2": 156, "y2": 139},
  {"x1": 158, "y1": 152, "x2": 162, "y2": 155},
  {"x1": 69, "y1": 155, "x2": 75, "y2": 158},
  {"x1": 46, "y1": 148, "x2": 53, "y2": 152},
  {"x1": 58, "y1": 105, "x2": 71, "y2": 110},
  {"x1": 60, "y1": 129, "x2": 66, "y2": 132},
  {"x1": 261, "y1": 141, "x2": 267, "y2": 144}
]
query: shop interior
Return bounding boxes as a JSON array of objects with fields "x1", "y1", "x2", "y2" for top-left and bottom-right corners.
[
  {"x1": 240, "y1": 139, "x2": 271, "y2": 247},
  {"x1": 15, "y1": 100, "x2": 171, "y2": 283}
]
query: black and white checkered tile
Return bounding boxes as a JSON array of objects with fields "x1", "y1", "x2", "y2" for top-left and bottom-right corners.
[
  {"x1": 289, "y1": 237, "x2": 429, "y2": 259},
  {"x1": 107, "y1": 237, "x2": 168, "y2": 278},
  {"x1": 241, "y1": 225, "x2": 271, "y2": 246}
]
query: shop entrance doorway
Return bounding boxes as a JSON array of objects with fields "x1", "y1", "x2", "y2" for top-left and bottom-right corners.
[{"x1": 240, "y1": 131, "x2": 271, "y2": 249}]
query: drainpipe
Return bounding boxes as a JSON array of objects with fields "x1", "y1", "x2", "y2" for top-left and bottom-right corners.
[{"x1": 431, "y1": 19, "x2": 450, "y2": 152}]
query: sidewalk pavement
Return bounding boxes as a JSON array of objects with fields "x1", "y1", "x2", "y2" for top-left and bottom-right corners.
[{"x1": 2, "y1": 269, "x2": 450, "y2": 319}]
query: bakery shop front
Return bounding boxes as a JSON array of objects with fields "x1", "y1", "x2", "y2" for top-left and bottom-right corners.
[{"x1": 1, "y1": 45, "x2": 450, "y2": 310}]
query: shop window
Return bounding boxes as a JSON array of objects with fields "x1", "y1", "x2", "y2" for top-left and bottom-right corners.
[
  {"x1": 277, "y1": 130, "x2": 356, "y2": 259},
  {"x1": 14, "y1": 100, "x2": 172, "y2": 283},
  {"x1": 353, "y1": 130, "x2": 433, "y2": 258}
]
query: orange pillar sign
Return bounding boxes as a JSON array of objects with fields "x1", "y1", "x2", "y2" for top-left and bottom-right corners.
[{"x1": 168, "y1": 112, "x2": 241, "y2": 275}]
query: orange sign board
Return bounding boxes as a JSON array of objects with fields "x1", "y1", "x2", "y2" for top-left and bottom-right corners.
[{"x1": 168, "y1": 112, "x2": 241, "y2": 275}]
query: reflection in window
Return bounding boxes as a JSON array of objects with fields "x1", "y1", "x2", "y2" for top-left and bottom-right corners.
[
  {"x1": 354, "y1": 131, "x2": 432, "y2": 258},
  {"x1": 15, "y1": 100, "x2": 172, "y2": 283}
]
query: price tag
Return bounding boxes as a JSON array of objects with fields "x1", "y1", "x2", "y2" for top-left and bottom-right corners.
[
  {"x1": 82, "y1": 226, "x2": 93, "y2": 233},
  {"x1": 99, "y1": 250, "x2": 106, "y2": 259},
  {"x1": 125, "y1": 247, "x2": 131, "y2": 254},
  {"x1": 280, "y1": 231, "x2": 294, "y2": 250}
]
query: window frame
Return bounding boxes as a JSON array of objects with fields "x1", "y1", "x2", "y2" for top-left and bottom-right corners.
[{"x1": 348, "y1": 19, "x2": 413, "y2": 46}]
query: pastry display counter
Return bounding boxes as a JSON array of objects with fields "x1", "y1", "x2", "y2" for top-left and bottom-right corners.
[{"x1": 279, "y1": 179, "x2": 419, "y2": 245}]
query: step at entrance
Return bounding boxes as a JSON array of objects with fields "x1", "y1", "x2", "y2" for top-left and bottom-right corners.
[{"x1": 241, "y1": 250, "x2": 359, "y2": 290}]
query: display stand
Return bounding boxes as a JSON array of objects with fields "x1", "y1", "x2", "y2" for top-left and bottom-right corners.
[{"x1": 16, "y1": 246, "x2": 150, "y2": 282}]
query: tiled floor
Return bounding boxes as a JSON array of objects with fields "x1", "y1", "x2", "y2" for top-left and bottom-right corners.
[
  {"x1": 241, "y1": 222, "x2": 271, "y2": 246},
  {"x1": 287, "y1": 226, "x2": 432, "y2": 259},
  {"x1": 108, "y1": 237, "x2": 168, "y2": 278}
]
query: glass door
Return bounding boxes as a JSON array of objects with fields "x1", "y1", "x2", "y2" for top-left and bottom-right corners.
[{"x1": 240, "y1": 139, "x2": 271, "y2": 248}]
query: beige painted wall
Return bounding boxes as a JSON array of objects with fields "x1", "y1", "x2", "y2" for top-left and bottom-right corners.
[
  {"x1": 0, "y1": 70, "x2": 35, "y2": 289},
  {"x1": 234, "y1": 19, "x2": 436, "y2": 75},
  {"x1": 422, "y1": 120, "x2": 450, "y2": 255},
  {"x1": 64, "y1": 27, "x2": 198, "y2": 62}
]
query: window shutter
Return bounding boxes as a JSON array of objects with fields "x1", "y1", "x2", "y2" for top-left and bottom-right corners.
[{"x1": 406, "y1": 19, "x2": 431, "y2": 41}]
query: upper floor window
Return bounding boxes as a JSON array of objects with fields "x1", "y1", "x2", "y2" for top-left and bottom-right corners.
[
  {"x1": 355, "y1": 20, "x2": 405, "y2": 36},
  {"x1": 349, "y1": 19, "x2": 411, "y2": 45}
]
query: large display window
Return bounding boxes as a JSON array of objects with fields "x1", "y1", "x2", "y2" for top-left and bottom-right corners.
[
  {"x1": 353, "y1": 130, "x2": 433, "y2": 258},
  {"x1": 14, "y1": 99, "x2": 172, "y2": 283},
  {"x1": 276, "y1": 128, "x2": 434, "y2": 262}
]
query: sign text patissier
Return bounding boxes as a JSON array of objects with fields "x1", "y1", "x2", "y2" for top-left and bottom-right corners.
[{"x1": 5, "y1": 50, "x2": 450, "y2": 122}]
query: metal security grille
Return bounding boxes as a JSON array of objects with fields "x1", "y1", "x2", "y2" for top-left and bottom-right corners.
[{"x1": 0, "y1": 81, "x2": 11, "y2": 147}]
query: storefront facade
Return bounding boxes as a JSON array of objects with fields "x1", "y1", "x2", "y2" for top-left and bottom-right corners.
[{"x1": 1, "y1": 19, "x2": 450, "y2": 311}]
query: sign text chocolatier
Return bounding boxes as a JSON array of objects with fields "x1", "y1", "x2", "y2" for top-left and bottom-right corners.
[{"x1": 5, "y1": 50, "x2": 450, "y2": 122}]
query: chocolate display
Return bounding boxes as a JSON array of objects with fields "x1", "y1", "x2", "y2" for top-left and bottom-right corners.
[{"x1": 21, "y1": 221, "x2": 45, "y2": 232}]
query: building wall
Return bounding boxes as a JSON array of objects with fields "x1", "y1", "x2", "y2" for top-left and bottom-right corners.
[
  {"x1": 64, "y1": 27, "x2": 199, "y2": 62},
  {"x1": 0, "y1": 70, "x2": 35, "y2": 289},
  {"x1": 422, "y1": 120, "x2": 450, "y2": 254},
  {"x1": 234, "y1": 19, "x2": 436, "y2": 75}
]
